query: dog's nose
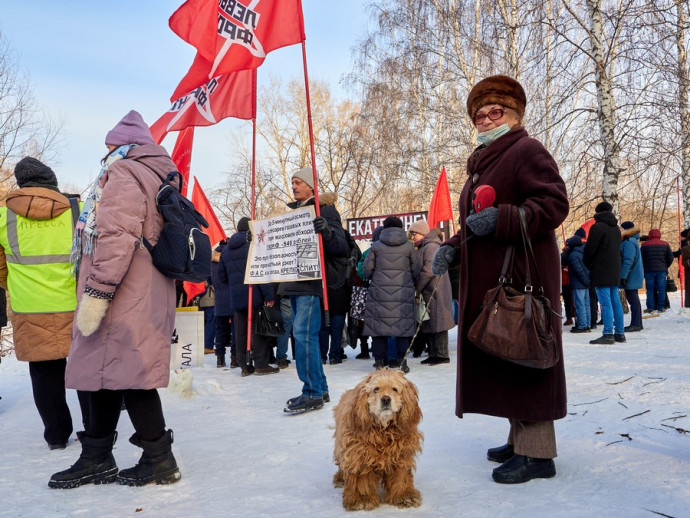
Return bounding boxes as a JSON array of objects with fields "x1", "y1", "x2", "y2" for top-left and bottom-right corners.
[{"x1": 381, "y1": 396, "x2": 391, "y2": 407}]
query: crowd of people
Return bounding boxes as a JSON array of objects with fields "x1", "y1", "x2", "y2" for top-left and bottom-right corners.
[
  {"x1": 561, "y1": 207, "x2": 685, "y2": 344},
  {"x1": 1, "y1": 74, "x2": 688, "y2": 495}
]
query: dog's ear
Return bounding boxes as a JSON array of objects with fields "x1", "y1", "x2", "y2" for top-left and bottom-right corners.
[
  {"x1": 352, "y1": 380, "x2": 372, "y2": 430},
  {"x1": 398, "y1": 377, "x2": 422, "y2": 426}
]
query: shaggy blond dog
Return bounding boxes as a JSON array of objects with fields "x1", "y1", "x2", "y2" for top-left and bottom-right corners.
[{"x1": 332, "y1": 369, "x2": 423, "y2": 511}]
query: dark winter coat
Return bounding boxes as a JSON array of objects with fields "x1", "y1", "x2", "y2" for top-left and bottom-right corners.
[
  {"x1": 640, "y1": 229, "x2": 674, "y2": 273},
  {"x1": 218, "y1": 231, "x2": 274, "y2": 311},
  {"x1": 211, "y1": 244, "x2": 233, "y2": 316},
  {"x1": 620, "y1": 226, "x2": 644, "y2": 290},
  {"x1": 413, "y1": 231, "x2": 455, "y2": 333},
  {"x1": 362, "y1": 227, "x2": 421, "y2": 337},
  {"x1": 583, "y1": 211, "x2": 621, "y2": 287},
  {"x1": 565, "y1": 237, "x2": 590, "y2": 290},
  {"x1": 277, "y1": 192, "x2": 348, "y2": 298},
  {"x1": 444, "y1": 126, "x2": 569, "y2": 421}
]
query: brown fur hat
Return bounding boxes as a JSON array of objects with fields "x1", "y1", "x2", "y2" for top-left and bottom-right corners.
[{"x1": 466, "y1": 75, "x2": 527, "y2": 121}]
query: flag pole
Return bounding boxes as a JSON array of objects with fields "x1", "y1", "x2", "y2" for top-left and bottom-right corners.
[
  {"x1": 301, "y1": 39, "x2": 330, "y2": 325},
  {"x1": 247, "y1": 70, "x2": 258, "y2": 360},
  {"x1": 677, "y1": 177, "x2": 684, "y2": 307}
]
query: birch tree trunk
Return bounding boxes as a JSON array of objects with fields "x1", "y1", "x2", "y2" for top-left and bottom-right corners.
[
  {"x1": 586, "y1": 0, "x2": 623, "y2": 215},
  {"x1": 676, "y1": 0, "x2": 690, "y2": 228}
]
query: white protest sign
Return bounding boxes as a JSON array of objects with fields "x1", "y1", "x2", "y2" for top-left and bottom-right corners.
[{"x1": 245, "y1": 207, "x2": 322, "y2": 284}]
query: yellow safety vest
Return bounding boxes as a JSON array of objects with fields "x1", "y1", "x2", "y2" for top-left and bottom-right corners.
[{"x1": 0, "y1": 206, "x2": 77, "y2": 313}]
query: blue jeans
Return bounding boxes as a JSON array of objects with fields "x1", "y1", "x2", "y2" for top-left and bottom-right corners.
[
  {"x1": 572, "y1": 289, "x2": 591, "y2": 329},
  {"x1": 372, "y1": 336, "x2": 410, "y2": 362},
  {"x1": 276, "y1": 298, "x2": 293, "y2": 360},
  {"x1": 644, "y1": 271, "x2": 667, "y2": 311},
  {"x1": 290, "y1": 295, "x2": 328, "y2": 398},
  {"x1": 319, "y1": 312, "x2": 346, "y2": 362},
  {"x1": 595, "y1": 286, "x2": 624, "y2": 335}
]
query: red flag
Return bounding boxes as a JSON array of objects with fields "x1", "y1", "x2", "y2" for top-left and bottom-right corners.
[
  {"x1": 169, "y1": 0, "x2": 305, "y2": 99},
  {"x1": 183, "y1": 281, "x2": 206, "y2": 303},
  {"x1": 191, "y1": 176, "x2": 227, "y2": 247},
  {"x1": 170, "y1": 128, "x2": 194, "y2": 197},
  {"x1": 151, "y1": 70, "x2": 256, "y2": 143},
  {"x1": 428, "y1": 167, "x2": 454, "y2": 230}
]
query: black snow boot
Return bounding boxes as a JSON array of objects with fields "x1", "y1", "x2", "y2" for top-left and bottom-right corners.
[
  {"x1": 116, "y1": 429, "x2": 181, "y2": 486},
  {"x1": 48, "y1": 432, "x2": 118, "y2": 489}
]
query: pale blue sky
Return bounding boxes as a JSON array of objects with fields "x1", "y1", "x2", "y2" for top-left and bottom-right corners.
[{"x1": 1, "y1": 0, "x2": 369, "y2": 191}]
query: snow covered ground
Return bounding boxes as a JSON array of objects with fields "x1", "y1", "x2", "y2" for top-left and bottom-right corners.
[{"x1": 1, "y1": 295, "x2": 689, "y2": 518}]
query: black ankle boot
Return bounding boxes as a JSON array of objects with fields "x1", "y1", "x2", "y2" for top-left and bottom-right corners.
[
  {"x1": 49, "y1": 432, "x2": 118, "y2": 489},
  {"x1": 116, "y1": 430, "x2": 181, "y2": 486}
]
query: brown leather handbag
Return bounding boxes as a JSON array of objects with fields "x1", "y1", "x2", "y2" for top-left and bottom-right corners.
[{"x1": 468, "y1": 209, "x2": 559, "y2": 369}]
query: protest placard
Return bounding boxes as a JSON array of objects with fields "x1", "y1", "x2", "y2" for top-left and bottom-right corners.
[{"x1": 245, "y1": 207, "x2": 322, "y2": 284}]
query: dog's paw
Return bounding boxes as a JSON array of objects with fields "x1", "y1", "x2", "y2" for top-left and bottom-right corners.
[
  {"x1": 333, "y1": 470, "x2": 344, "y2": 488},
  {"x1": 343, "y1": 495, "x2": 381, "y2": 511},
  {"x1": 388, "y1": 489, "x2": 422, "y2": 508}
]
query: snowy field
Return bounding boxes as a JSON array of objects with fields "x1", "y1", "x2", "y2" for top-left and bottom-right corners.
[{"x1": 1, "y1": 295, "x2": 689, "y2": 518}]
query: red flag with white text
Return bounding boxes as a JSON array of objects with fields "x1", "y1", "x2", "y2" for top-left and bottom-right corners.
[
  {"x1": 150, "y1": 69, "x2": 256, "y2": 144},
  {"x1": 428, "y1": 167, "x2": 454, "y2": 231},
  {"x1": 169, "y1": 0, "x2": 305, "y2": 100},
  {"x1": 191, "y1": 176, "x2": 227, "y2": 248},
  {"x1": 170, "y1": 127, "x2": 194, "y2": 197}
]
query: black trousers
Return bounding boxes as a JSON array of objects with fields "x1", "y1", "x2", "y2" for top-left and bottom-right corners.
[
  {"x1": 29, "y1": 359, "x2": 75, "y2": 446},
  {"x1": 84, "y1": 389, "x2": 166, "y2": 443},
  {"x1": 234, "y1": 309, "x2": 271, "y2": 369}
]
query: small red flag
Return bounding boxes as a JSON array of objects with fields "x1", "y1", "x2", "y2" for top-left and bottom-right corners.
[
  {"x1": 170, "y1": 127, "x2": 194, "y2": 197},
  {"x1": 191, "y1": 176, "x2": 227, "y2": 248},
  {"x1": 183, "y1": 280, "x2": 206, "y2": 304},
  {"x1": 428, "y1": 167, "x2": 454, "y2": 230},
  {"x1": 151, "y1": 70, "x2": 256, "y2": 143},
  {"x1": 169, "y1": 0, "x2": 305, "y2": 99}
]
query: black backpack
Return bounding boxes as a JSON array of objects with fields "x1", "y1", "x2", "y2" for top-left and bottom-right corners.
[{"x1": 143, "y1": 171, "x2": 212, "y2": 283}]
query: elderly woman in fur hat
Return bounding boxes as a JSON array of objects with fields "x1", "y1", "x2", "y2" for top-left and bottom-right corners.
[{"x1": 432, "y1": 75, "x2": 569, "y2": 484}]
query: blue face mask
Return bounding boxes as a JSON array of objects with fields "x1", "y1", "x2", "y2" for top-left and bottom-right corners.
[{"x1": 477, "y1": 123, "x2": 511, "y2": 145}]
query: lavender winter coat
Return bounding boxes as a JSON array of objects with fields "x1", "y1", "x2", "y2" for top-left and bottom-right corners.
[{"x1": 65, "y1": 144, "x2": 177, "y2": 391}]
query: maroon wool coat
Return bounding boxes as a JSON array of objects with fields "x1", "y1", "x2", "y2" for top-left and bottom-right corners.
[{"x1": 445, "y1": 127, "x2": 569, "y2": 422}]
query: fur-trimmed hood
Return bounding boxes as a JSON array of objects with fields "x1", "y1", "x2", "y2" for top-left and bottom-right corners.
[{"x1": 621, "y1": 225, "x2": 641, "y2": 240}]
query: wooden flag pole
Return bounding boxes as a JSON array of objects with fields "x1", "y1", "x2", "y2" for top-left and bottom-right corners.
[{"x1": 301, "y1": 40, "x2": 330, "y2": 325}]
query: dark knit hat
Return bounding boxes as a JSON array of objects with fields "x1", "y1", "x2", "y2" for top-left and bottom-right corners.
[
  {"x1": 105, "y1": 110, "x2": 155, "y2": 146},
  {"x1": 14, "y1": 157, "x2": 59, "y2": 190},
  {"x1": 467, "y1": 75, "x2": 527, "y2": 120},
  {"x1": 621, "y1": 221, "x2": 635, "y2": 230},
  {"x1": 681, "y1": 228, "x2": 690, "y2": 239},
  {"x1": 595, "y1": 201, "x2": 612, "y2": 213},
  {"x1": 383, "y1": 216, "x2": 403, "y2": 229},
  {"x1": 237, "y1": 217, "x2": 250, "y2": 232},
  {"x1": 574, "y1": 227, "x2": 587, "y2": 239}
]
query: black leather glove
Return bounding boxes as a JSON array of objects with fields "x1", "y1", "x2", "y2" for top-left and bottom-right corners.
[
  {"x1": 313, "y1": 217, "x2": 332, "y2": 240},
  {"x1": 620, "y1": 278, "x2": 627, "y2": 289},
  {"x1": 246, "y1": 229, "x2": 252, "y2": 242}
]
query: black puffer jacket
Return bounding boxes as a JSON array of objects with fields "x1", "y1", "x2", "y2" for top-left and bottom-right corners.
[
  {"x1": 583, "y1": 210, "x2": 621, "y2": 287},
  {"x1": 277, "y1": 192, "x2": 348, "y2": 298}
]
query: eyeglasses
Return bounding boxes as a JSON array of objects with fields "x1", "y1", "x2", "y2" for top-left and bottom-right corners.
[{"x1": 473, "y1": 107, "x2": 505, "y2": 125}]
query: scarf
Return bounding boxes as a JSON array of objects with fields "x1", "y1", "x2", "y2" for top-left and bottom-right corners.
[{"x1": 70, "y1": 144, "x2": 135, "y2": 277}]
